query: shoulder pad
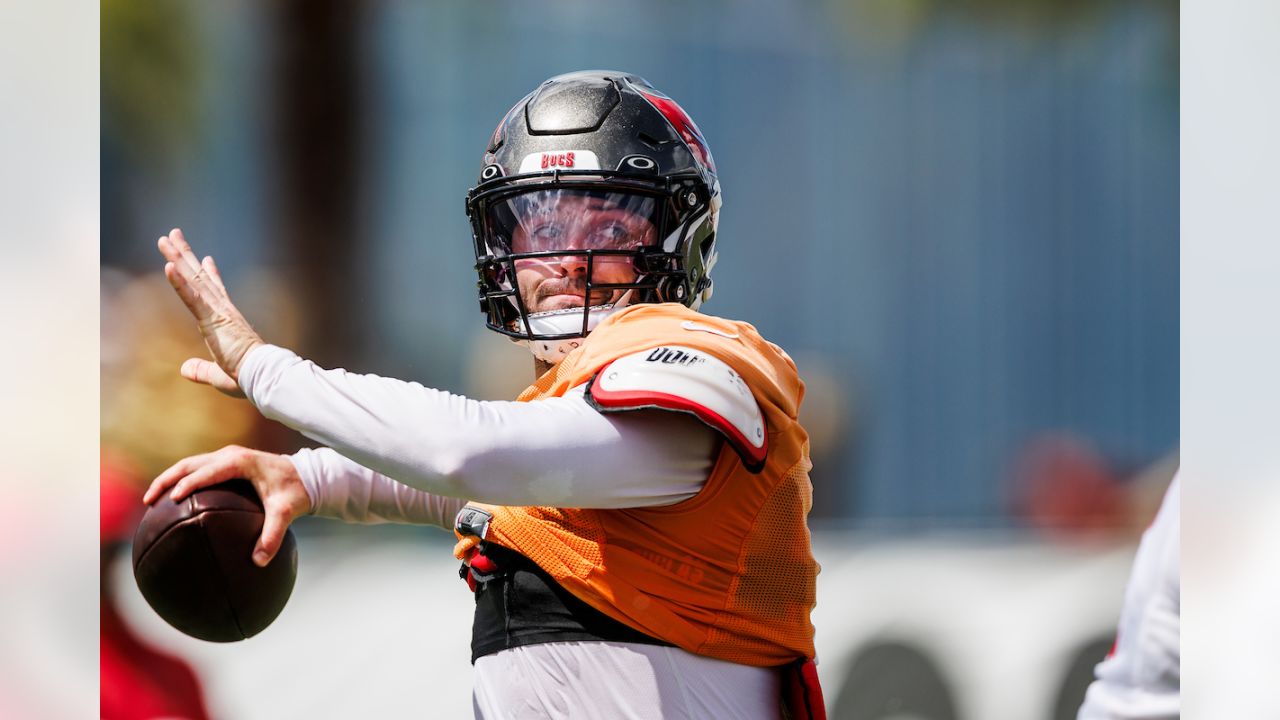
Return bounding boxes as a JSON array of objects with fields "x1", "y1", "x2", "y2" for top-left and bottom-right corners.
[{"x1": 585, "y1": 345, "x2": 767, "y2": 472}]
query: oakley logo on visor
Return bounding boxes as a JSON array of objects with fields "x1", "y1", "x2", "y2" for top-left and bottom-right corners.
[{"x1": 518, "y1": 150, "x2": 600, "y2": 174}]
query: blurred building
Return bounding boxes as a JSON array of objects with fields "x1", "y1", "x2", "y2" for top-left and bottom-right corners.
[{"x1": 102, "y1": 0, "x2": 1177, "y2": 524}]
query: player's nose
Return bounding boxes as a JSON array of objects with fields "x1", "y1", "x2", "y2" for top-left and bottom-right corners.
[{"x1": 557, "y1": 253, "x2": 590, "y2": 276}]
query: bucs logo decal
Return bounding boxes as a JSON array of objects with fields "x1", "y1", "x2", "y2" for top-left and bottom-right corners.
[
  {"x1": 540, "y1": 152, "x2": 575, "y2": 169},
  {"x1": 517, "y1": 149, "x2": 600, "y2": 173}
]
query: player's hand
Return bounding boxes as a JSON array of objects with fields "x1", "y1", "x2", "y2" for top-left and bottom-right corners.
[
  {"x1": 157, "y1": 227, "x2": 264, "y2": 398},
  {"x1": 144, "y1": 445, "x2": 312, "y2": 567}
]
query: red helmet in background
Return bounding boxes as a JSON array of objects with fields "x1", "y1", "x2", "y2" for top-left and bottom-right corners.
[{"x1": 101, "y1": 452, "x2": 143, "y2": 544}]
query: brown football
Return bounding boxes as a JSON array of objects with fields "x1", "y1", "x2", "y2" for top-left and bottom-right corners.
[{"x1": 132, "y1": 479, "x2": 297, "y2": 642}]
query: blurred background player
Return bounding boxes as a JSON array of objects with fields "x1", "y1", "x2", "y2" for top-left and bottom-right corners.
[
  {"x1": 1076, "y1": 474, "x2": 1180, "y2": 719},
  {"x1": 146, "y1": 71, "x2": 823, "y2": 719},
  {"x1": 101, "y1": 453, "x2": 210, "y2": 720}
]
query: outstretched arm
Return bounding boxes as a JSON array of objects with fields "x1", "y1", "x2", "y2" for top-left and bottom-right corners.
[
  {"x1": 149, "y1": 228, "x2": 717, "y2": 564},
  {"x1": 238, "y1": 344, "x2": 716, "y2": 509}
]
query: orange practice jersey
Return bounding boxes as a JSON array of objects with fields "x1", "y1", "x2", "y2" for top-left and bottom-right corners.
[{"x1": 456, "y1": 303, "x2": 818, "y2": 666}]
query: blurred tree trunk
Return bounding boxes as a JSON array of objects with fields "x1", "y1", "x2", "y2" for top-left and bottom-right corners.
[{"x1": 271, "y1": 0, "x2": 364, "y2": 367}]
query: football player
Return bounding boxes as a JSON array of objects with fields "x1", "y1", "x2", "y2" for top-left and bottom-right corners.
[
  {"x1": 146, "y1": 70, "x2": 823, "y2": 719},
  {"x1": 1077, "y1": 473, "x2": 1180, "y2": 719}
]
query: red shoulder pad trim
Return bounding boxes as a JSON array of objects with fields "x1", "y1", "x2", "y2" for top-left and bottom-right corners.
[{"x1": 584, "y1": 350, "x2": 767, "y2": 473}]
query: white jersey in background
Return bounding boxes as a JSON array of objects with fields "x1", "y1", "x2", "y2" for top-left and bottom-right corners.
[{"x1": 1078, "y1": 473, "x2": 1180, "y2": 720}]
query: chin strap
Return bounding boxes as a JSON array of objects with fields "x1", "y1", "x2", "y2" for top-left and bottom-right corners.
[{"x1": 517, "y1": 291, "x2": 635, "y2": 364}]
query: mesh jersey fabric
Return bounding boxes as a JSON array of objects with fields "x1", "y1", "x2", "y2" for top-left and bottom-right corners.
[{"x1": 457, "y1": 303, "x2": 818, "y2": 667}]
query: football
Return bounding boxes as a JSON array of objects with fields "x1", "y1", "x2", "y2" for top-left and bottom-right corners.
[{"x1": 132, "y1": 479, "x2": 298, "y2": 642}]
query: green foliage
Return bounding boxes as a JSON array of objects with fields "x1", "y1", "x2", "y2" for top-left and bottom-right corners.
[{"x1": 101, "y1": 0, "x2": 202, "y2": 164}]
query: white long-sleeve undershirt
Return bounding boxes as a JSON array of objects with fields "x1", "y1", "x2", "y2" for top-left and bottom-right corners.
[
  {"x1": 238, "y1": 345, "x2": 718, "y2": 528},
  {"x1": 288, "y1": 446, "x2": 469, "y2": 528}
]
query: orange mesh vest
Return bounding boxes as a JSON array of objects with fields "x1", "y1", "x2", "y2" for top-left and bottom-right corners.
[{"x1": 457, "y1": 303, "x2": 818, "y2": 666}]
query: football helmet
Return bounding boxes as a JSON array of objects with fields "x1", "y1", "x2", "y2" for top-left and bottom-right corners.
[{"x1": 465, "y1": 70, "x2": 722, "y2": 363}]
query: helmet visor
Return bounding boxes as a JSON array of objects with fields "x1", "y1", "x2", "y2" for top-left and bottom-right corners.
[
  {"x1": 478, "y1": 188, "x2": 662, "y2": 325},
  {"x1": 482, "y1": 188, "x2": 658, "y2": 258}
]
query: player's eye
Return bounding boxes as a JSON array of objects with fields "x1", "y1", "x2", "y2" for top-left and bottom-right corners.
[
  {"x1": 588, "y1": 222, "x2": 633, "y2": 246},
  {"x1": 530, "y1": 223, "x2": 564, "y2": 243}
]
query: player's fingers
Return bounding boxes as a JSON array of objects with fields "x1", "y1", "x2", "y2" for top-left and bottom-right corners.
[
  {"x1": 171, "y1": 227, "x2": 190, "y2": 252},
  {"x1": 168, "y1": 228, "x2": 204, "y2": 274},
  {"x1": 180, "y1": 357, "x2": 244, "y2": 397},
  {"x1": 157, "y1": 234, "x2": 181, "y2": 264},
  {"x1": 146, "y1": 453, "x2": 213, "y2": 504},
  {"x1": 158, "y1": 234, "x2": 201, "y2": 277},
  {"x1": 202, "y1": 255, "x2": 228, "y2": 293},
  {"x1": 169, "y1": 456, "x2": 244, "y2": 502},
  {"x1": 179, "y1": 357, "x2": 213, "y2": 383},
  {"x1": 254, "y1": 506, "x2": 291, "y2": 567},
  {"x1": 164, "y1": 261, "x2": 210, "y2": 318}
]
